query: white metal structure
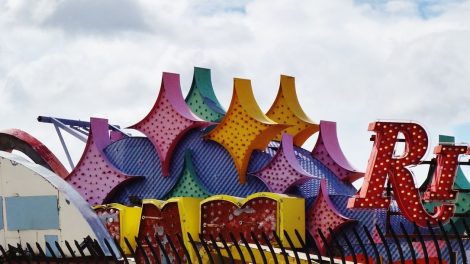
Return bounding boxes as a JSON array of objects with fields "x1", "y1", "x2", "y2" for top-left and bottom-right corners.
[{"x1": 0, "y1": 151, "x2": 115, "y2": 256}]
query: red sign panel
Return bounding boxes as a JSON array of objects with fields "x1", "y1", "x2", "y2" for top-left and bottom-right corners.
[{"x1": 348, "y1": 122, "x2": 466, "y2": 227}]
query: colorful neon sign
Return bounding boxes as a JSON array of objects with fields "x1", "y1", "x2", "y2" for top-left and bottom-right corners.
[{"x1": 348, "y1": 122, "x2": 467, "y2": 227}]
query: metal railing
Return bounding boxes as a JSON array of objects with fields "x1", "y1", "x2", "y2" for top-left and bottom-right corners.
[{"x1": 1, "y1": 219, "x2": 469, "y2": 263}]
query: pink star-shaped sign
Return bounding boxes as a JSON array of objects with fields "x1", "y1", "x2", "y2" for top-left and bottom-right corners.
[
  {"x1": 130, "y1": 72, "x2": 210, "y2": 176},
  {"x1": 306, "y1": 179, "x2": 356, "y2": 254},
  {"x1": 312, "y1": 121, "x2": 363, "y2": 183},
  {"x1": 66, "y1": 118, "x2": 142, "y2": 205},
  {"x1": 253, "y1": 133, "x2": 318, "y2": 193}
]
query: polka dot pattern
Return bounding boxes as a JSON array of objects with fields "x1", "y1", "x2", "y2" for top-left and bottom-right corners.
[
  {"x1": 423, "y1": 145, "x2": 466, "y2": 201},
  {"x1": 186, "y1": 89, "x2": 224, "y2": 122},
  {"x1": 137, "y1": 202, "x2": 186, "y2": 264},
  {"x1": 167, "y1": 151, "x2": 211, "y2": 198},
  {"x1": 206, "y1": 78, "x2": 286, "y2": 183},
  {"x1": 132, "y1": 73, "x2": 207, "y2": 176},
  {"x1": 66, "y1": 135, "x2": 137, "y2": 206},
  {"x1": 313, "y1": 136, "x2": 361, "y2": 182},
  {"x1": 95, "y1": 207, "x2": 121, "y2": 241},
  {"x1": 307, "y1": 179, "x2": 355, "y2": 255},
  {"x1": 425, "y1": 190, "x2": 470, "y2": 233},
  {"x1": 254, "y1": 134, "x2": 315, "y2": 193},
  {"x1": 201, "y1": 197, "x2": 278, "y2": 244},
  {"x1": 347, "y1": 122, "x2": 454, "y2": 227},
  {"x1": 185, "y1": 67, "x2": 225, "y2": 122},
  {"x1": 266, "y1": 75, "x2": 319, "y2": 146},
  {"x1": 422, "y1": 136, "x2": 470, "y2": 233},
  {"x1": 311, "y1": 121, "x2": 363, "y2": 183}
]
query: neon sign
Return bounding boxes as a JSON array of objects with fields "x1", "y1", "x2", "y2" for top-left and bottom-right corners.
[{"x1": 348, "y1": 121, "x2": 467, "y2": 227}]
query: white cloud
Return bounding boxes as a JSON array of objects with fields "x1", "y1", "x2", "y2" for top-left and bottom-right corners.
[
  {"x1": 42, "y1": 0, "x2": 150, "y2": 34},
  {"x1": 0, "y1": 0, "x2": 469, "y2": 185}
]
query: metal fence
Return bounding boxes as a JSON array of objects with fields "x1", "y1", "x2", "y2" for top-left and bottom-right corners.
[{"x1": 1, "y1": 219, "x2": 469, "y2": 263}]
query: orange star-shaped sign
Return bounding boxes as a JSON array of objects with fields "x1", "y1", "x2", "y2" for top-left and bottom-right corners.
[
  {"x1": 266, "y1": 75, "x2": 319, "y2": 146},
  {"x1": 206, "y1": 78, "x2": 287, "y2": 184}
]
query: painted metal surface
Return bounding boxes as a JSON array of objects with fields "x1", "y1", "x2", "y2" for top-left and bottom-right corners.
[
  {"x1": 137, "y1": 197, "x2": 201, "y2": 263},
  {"x1": 95, "y1": 203, "x2": 142, "y2": 255},
  {"x1": 424, "y1": 144, "x2": 466, "y2": 201},
  {"x1": 185, "y1": 67, "x2": 225, "y2": 122},
  {"x1": 423, "y1": 135, "x2": 470, "y2": 233},
  {"x1": 23, "y1": 68, "x2": 470, "y2": 263},
  {"x1": 167, "y1": 150, "x2": 211, "y2": 198},
  {"x1": 104, "y1": 127, "x2": 358, "y2": 202},
  {"x1": 66, "y1": 118, "x2": 142, "y2": 205},
  {"x1": 5, "y1": 195, "x2": 60, "y2": 230},
  {"x1": 311, "y1": 121, "x2": 363, "y2": 183},
  {"x1": 138, "y1": 200, "x2": 182, "y2": 263},
  {"x1": 104, "y1": 136, "x2": 183, "y2": 202},
  {"x1": 306, "y1": 180, "x2": 356, "y2": 254},
  {"x1": 130, "y1": 72, "x2": 210, "y2": 176},
  {"x1": 95, "y1": 206, "x2": 120, "y2": 239},
  {"x1": 206, "y1": 78, "x2": 287, "y2": 183},
  {"x1": 347, "y1": 122, "x2": 457, "y2": 226},
  {"x1": 0, "y1": 128, "x2": 68, "y2": 178},
  {"x1": 0, "y1": 151, "x2": 117, "y2": 257},
  {"x1": 105, "y1": 130, "x2": 270, "y2": 202},
  {"x1": 200, "y1": 192, "x2": 305, "y2": 247},
  {"x1": 266, "y1": 75, "x2": 319, "y2": 146},
  {"x1": 253, "y1": 134, "x2": 319, "y2": 193},
  {"x1": 0, "y1": 217, "x2": 465, "y2": 263},
  {"x1": 291, "y1": 143, "x2": 358, "y2": 197}
]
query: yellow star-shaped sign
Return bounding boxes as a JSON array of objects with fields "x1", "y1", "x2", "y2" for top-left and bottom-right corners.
[
  {"x1": 266, "y1": 75, "x2": 319, "y2": 146},
  {"x1": 206, "y1": 78, "x2": 287, "y2": 184}
]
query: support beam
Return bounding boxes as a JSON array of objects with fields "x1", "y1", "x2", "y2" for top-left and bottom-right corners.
[{"x1": 54, "y1": 124, "x2": 75, "y2": 169}]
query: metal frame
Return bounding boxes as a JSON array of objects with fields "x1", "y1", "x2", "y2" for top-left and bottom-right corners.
[
  {"x1": 369, "y1": 136, "x2": 470, "y2": 236},
  {"x1": 37, "y1": 116, "x2": 128, "y2": 169},
  {"x1": 1, "y1": 219, "x2": 469, "y2": 263}
]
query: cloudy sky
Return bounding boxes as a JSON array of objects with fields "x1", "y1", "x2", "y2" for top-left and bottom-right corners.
[{"x1": 1, "y1": 0, "x2": 469, "y2": 183}]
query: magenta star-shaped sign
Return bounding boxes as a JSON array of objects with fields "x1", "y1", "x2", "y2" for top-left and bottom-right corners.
[
  {"x1": 312, "y1": 121, "x2": 363, "y2": 183},
  {"x1": 306, "y1": 179, "x2": 356, "y2": 254},
  {"x1": 252, "y1": 133, "x2": 318, "y2": 193},
  {"x1": 66, "y1": 118, "x2": 142, "y2": 205},
  {"x1": 130, "y1": 72, "x2": 210, "y2": 176}
]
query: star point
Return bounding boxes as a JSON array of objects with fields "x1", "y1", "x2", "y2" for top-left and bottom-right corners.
[
  {"x1": 66, "y1": 118, "x2": 142, "y2": 205},
  {"x1": 185, "y1": 67, "x2": 225, "y2": 122},
  {"x1": 131, "y1": 72, "x2": 210, "y2": 176},
  {"x1": 312, "y1": 121, "x2": 363, "y2": 182},
  {"x1": 266, "y1": 75, "x2": 319, "y2": 146},
  {"x1": 253, "y1": 133, "x2": 319, "y2": 193},
  {"x1": 206, "y1": 78, "x2": 287, "y2": 184},
  {"x1": 306, "y1": 179, "x2": 356, "y2": 254},
  {"x1": 167, "y1": 150, "x2": 211, "y2": 199}
]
